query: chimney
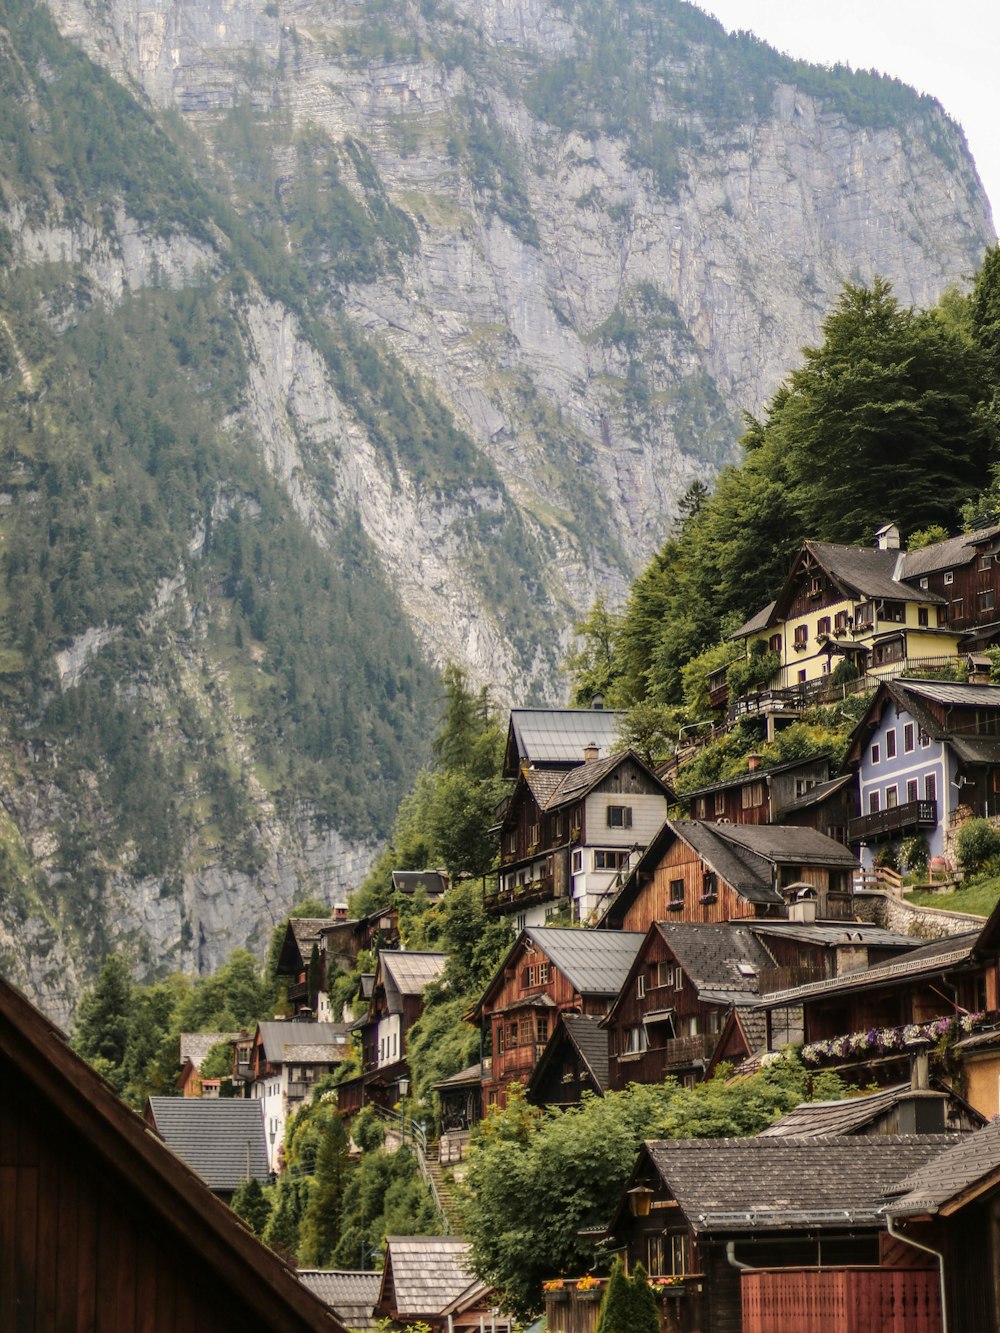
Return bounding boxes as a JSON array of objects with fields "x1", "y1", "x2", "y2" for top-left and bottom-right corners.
[
  {"x1": 874, "y1": 523, "x2": 900, "y2": 551},
  {"x1": 591, "y1": 693, "x2": 605, "y2": 710},
  {"x1": 747, "y1": 753, "x2": 763, "y2": 772},
  {"x1": 910, "y1": 1049, "x2": 930, "y2": 1091},
  {"x1": 789, "y1": 897, "x2": 817, "y2": 924},
  {"x1": 583, "y1": 742, "x2": 600, "y2": 762}
]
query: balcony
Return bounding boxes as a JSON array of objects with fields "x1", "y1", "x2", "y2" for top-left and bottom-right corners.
[
  {"x1": 655, "y1": 1032, "x2": 717, "y2": 1067},
  {"x1": 742, "y1": 1267, "x2": 940, "y2": 1333},
  {"x1": 485, "y1": 874, "x2": 556, "y2": 914},
  {"x1": 848, "y1": 799, "x2": 937, "y2": 844}
]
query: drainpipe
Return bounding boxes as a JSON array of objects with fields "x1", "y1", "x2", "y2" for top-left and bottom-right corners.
[
  {"x1": 885, "y1": 1215, "x2": 948, "y2": 1333},
  {"x1": 724, "y1": 1242, "x2": 752, "y2": 1272}
]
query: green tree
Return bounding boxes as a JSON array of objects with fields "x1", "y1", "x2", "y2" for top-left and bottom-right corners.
[
  {"x1": 232, "y1": 1176, "x2": 272, "y2": 1237},
  {"x1": 626, "y1": 1263, "x2": 659, "y2": 1333},
  {"x1": 596, "y1": 1260, "x2": 632, "y2": 1333},
  {"x1": 299, "y1": 1113, "x2": 351, "y2": 1266},
  {"x1": 73, "y1": 953, "x2": 134, "y2": 1086},
  {"x1": 563, "y1": 596, "x2": 625, "y2": 707}
]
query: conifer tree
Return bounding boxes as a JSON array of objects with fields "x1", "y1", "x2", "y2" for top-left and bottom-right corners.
[{"x1": 231, "y1": 1176, "x2": 272, "y2": 1237}]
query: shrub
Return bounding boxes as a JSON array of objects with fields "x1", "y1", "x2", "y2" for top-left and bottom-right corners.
[
  {"x1": 899, "y1": 834, "x2": 929, "y2": 877},
  {"x1": 955, "y1": 818, "x2": 1000, "y2": 873},
  {"x1": 352, "y1": 1106, "x2": 386, "y2": 1153}
]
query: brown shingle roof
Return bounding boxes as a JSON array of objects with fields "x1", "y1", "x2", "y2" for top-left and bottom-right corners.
[
  {"x1": 885, "y1": 1118, "x2": 1000, "y2": 1216},
  {"x1": 380, "y1": 1237, "x2": 476, "y2": 1315},
  {"x1": 298, "y1": 1271, "x2": 381, "y2": 1329}
]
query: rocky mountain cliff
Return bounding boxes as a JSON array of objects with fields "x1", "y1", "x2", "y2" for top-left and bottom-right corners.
[{"x1": 0, "y1": 0, "x2": 992, "y2": 1016}]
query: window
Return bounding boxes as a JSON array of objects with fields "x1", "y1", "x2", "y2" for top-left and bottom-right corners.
[
  {"x1": 515, "y1": 912, "x2": 527, "y2": 932},
  {"x1": 536, "y1": 1015, "x2": 549, "y2": 1044},
  {"x1": 982, "y1": 553, "x2": 994, "y2": 570},
  {"x1": 636, "y1": 973, "x2": 646, "y2": 999},
  {"x1": 952, "y1": 597, "x2": 964, "y2": 620},
  {"x1": 871, "y1": 742, "x2": 881, "y2": 765},
  {"x1": 607, "y1": 805, "x2": 633, "y2": 828},
  {"x1": 919, "y1": 577, "x2": 929, "y2": 590},
  {"x1": 519, "y1": 1018, "x2": 534, "y2": 1046},
  {"x1": 529, "y1": 821, "x2": 540, "y2": 846},
  {"x1": 553, "y1": 813, "x2": 563, "y2": 838},
  {"x1": 920, "y1": 728, "x2": 931, "y2": 748},
  {"x1": 907, "y1": 779, "x2": 919, "y2": 803},
  {"x1": 944, "y1": 571, "x2": 954, "y2": 585},
  {"x1": 504, "y1": 831, "x2": 517, "y2": 854},
  {"x1": 926, "y1": 773, "x2": 937, "y2": 803},
  {"x1": 834, "y1": 610, "x2": 850, "y2": 633},
  {"x1": 622, "y1": 1025, "x2": 648, "y2": 1055},
  {"x1": 904, "y1": 723, "x2": 915, "y2": 753},
  {"x1": 714, "y1": 791, "x2": 726, "y2": 816},
  {"x1": 869, "y1": 791, "x2": 880, "y2": 814},
  {"x1": 571, "y1": 849, "x2": 582, "y2": 873},
  {"x1": 885, "y1": 785, "x2": 898, "y2": 809},
  {"x1": 538, "y1": 961, "x2": 549, "y2": 984},
  {"x1": 523, "y1": 964, "x2": 537, "y2": 987},
  {"x1": 668, "y1": 878, "x2": 684, "y2": 908},
  {"x1": 696, "y1": 798, "x2": 707, "y2": 818},
  {"x1": 794, "y1": 624, "x2": 808, "y2": 649},
  {"x1": 886, "y1": 730, "x2": 897, "y2": 759},
  {"x1": 795, "y1": 778, "x2": 816, "y2": 798},
  {"x1": 656, "y1": 961, "x2": 680, "y2": 987},
  {"x1": 855, "y1": 602, "x2": 874, "y2": 628},
  {"x1": 817, "y1": 616, "x2": 831, "y2": 635},
  {"x1": 980, "y1": 589, "x2": 995, "y2": 613},
  {"x1": 643, "y1": 1232, "x2": 688, "y2": 1277},
  {"x1": 594, "y1": 848, "x2": 631, "y2": 871},
  {"x1": 918, "y1": 608, "x2": 929, "y2": 627},
  {"x1": 742, "y1": 781, "x2": 765, "y2": 808},
  {"x1": 768, "y1": 633, "x2": 782, "y2": 652},
  {"x1": 797, "y1": 669, "x2": 807, "y2": 683},
  {"x1": 701, "y1": 871, "x2": 718, "y2": 901}
]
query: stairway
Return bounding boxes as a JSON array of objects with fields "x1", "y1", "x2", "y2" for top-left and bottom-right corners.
[{"x1": 425, "y1": 1154, "x2": 465, "y2": 1234}]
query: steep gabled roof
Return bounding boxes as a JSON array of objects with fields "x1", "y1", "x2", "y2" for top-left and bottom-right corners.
[
  {"x1": 704, "y1": 821, "x2": 859, "y2": 868},
  {"x1": 652, "y1": 922, "x2": 774, "y2": 996},
  {"x1": 900, "y1": 522, "x2": 1000, "y2": 579},
  {"x1": 379, "y1": 951, "x2": 448, "y2": 1000},
  {"x1": 147, "y1": 1097, "x2": 269, "y2": 1192},
  {"x1": 278, "y1": 918, "x2": 338, "y2": 973},
  {"x1": 772, "y1": 773, "x2": 855, "y2": 818},
  {"x1": 524, "y1": 926, "x2": 645, "y2": 995},
  {"x1": 0, "y1": 977, "x2": 344, "y2": 1332},
  {"x1": 178, "y1": 1031, "x2": 239, "y2": 1070},
  {"x1": 298, "y1": 1271, "x2": 381, "y2": 1329},
  {"x1": 391, "y1": 870, "x2": 448, "y2": 898},
  {"x1": 884, "y1": 1118, "x2": 1000, "y2": 1216},
  {"x1": 504, "y1": 708, "x2": 625, "y2": 776},
  {"x1": 638, "y1": 1135, "x2": 959, "y2": 1234},
  {"x1": 379, "y1": 1237, "x2": 477, "y2": 1315}
]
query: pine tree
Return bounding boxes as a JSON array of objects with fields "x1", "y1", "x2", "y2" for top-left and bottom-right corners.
[
  {"x1": 298, "y1": 1114, "x2": 350, "y2": 1266},
  {"x1": 231, "y1": 1177, "x2": 272, "y2": 1237},
  {"x1": 73, "y1": 953, "x2": 133, "y2": 1078}
]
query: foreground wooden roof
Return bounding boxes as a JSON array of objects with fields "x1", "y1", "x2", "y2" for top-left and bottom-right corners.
[{"x1": 0, "y1": 974, "x2": 345, "y2": 1332}]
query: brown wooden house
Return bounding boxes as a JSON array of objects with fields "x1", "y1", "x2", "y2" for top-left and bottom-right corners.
[
  {"x1": 572, "y1": 1135, "x2": 958, "y2": 1333},
  {"x1": 527, "y1": 1014, "x2": 610, "y2": 1107},
  {"x1": 467, "y1": 927, "x2": 644, "y2": 1111},
  {"x1": 376, "y1": 1236, "x2": 509, "y2": 1333},
  {"x1": 0, "y1": 975, "x2": 344, "y2": 1332},
  {"x1": 599, "y1": 819, "x2": 859, "y2": 931},
  {"x1": 603, "y1": 922, "x2": 775, "y2": 1091},
  {"x1": 492, "y1": 749, "x2": 673, "y2": 928},
  {"x1": 683, "y1": 754, "x2": 833, "y2": 826},
  {"x1": 899, "y1": 519, "x2": 1000, "y2": 646}
]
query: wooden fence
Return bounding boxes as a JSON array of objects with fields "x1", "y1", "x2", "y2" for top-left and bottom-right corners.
[{"x1": 741, "y1": 1266, "x2": 941, "y2": 1333}]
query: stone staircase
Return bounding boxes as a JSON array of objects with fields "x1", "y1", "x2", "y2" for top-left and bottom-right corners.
[{"x1": 425, "y1": 1153, "x2": 465, "y2": 1234}]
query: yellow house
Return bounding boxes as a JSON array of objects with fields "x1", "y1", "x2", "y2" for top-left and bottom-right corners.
[{"x1": 732, "y1": 525, "x2": 964, "y2": 693}]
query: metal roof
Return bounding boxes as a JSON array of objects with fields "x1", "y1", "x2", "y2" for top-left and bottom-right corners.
[
  {"x1": 524, "y1": 926, "x2": 645, "y2": 995},
  {"x1": 507, "y1": 708, "x2": 624, "y2": 767},
  {"x1": 258, "y1": 1021, "x2": 352, "y2": 1064},
  {"x1": 147, "y1": 1097, "x2": 269, "y2": 1193},
  {"x1": 379, "y1": 951, "x2": 448, "y2": 999},
  {"x1": 891, "y1": 678, "x2": 1000, "y2": 708}
]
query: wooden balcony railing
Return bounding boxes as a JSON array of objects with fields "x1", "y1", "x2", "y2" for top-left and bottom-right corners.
[
  {"x1": 656, "y1": 1032, "x2": 717, "y2": 1067},
  {"x1": 848, "y1": 800, "x2": 937, "y2": 844}
]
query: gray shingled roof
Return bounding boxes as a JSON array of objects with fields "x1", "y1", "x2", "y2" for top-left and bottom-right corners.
[
  {"x1": 391, "y1": 871, "x2": 448, "y2": 897},
  {"x1": 884, "y1": 1119, "x2": 1000, "y2": 1217},
  {"x1": 758, "y1": 1086, "x2": 945, "y2": 1137},
  {"x1": 561, "y1": 1014, "x2": 610, "y2": 1093},
  {"x1": 178, "y1": 1032, "x2": 238, "y2": 1070},
  {"x1": 756, "y1": 930, "x2": 981, "y2": 1008},
  {"x1": 298, "y1": 1271, "x2": 381, "y2": 1329},
  {"x1": 522, "y1": 768, "x2": 565, "y2": 806},
  {"x1": 730, "y1": 601, "x2": 777, "y2": 640},
  {"x1": 382, "y1": 1237, "x2": 476, "y2": 1315},
  {"x1": 900, "y1": 523, "x2": 1000, "y2": 579},
  {"x1": 892, "y1": 678, "x2": 1000, "y2": 709},
  {"x1": 805, "y1": 542, "x2": 946, "y2": 604},
  {"x1": 643, "y1": 1135, "x2": 959, "y2": 1233},
  {"x1": 669, "y1": 822, "x2": 781, "y2": 904},
  {"x1": 147, "y1": 1097, "x2": 269, "y2": 1193},
  {"x1": 773, "y1": 773, "x2": 856, "y2": 818},
  {"x1": 507, "y1": 709, "x2": 624, "y2": 767},
  {"x1": 684, "y1": 755, "x2": 831, "y2": 801},
  {"x1": 653, "y1": 923, "x2": 775, "y2": 996},
  {"x1": 433, "y1": 1061, "x2": 483, "y2": 1090},
  {"x1": 746, "y1": 921, "x2": 917, "y2": 950},
  {"x1": 706, "y1": 821, "x2": 860, "y2": 868},
  {"x1": 258, "y1": 1021, "x2": 352, "y2": 1064},
  {"x1": 380, "y1": 951, "x2": 448, "y2": 999},
  {"x1": 525, "y1": 927, "x2": 645, "y2": 995}
]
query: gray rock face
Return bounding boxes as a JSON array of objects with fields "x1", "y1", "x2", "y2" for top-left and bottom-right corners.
[{"x1": 5, "y1": 0, "x2": 992, "y2": 1013}]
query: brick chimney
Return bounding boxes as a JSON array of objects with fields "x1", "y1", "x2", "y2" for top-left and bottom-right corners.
[
  {"x1": 583, "y1": 742, "x2": 600, "y2": 762},
  {"x1": 747, "y1": 753, "x2": 763, "y2": 771}
]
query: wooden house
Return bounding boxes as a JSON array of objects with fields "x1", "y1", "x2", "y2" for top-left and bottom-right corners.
[
  {"x1": 599, "y1": 819, "x2": 859, "y2": 930},
  {"x1": 491, "y1": 749, "x2": 673, "y2": 927},
  {"x1": 898, "y1": 519, "x2": 1000, "y2": 646},
  {"x1": 336, "y1": 951, "x2": 446, "y2": 1117},
  {"x1": 375, "y1": 1236, "x2": 509, "y2": 1333},
  {"x1": 176, "y1": 1030, "x2": 238, "y2": 1097},
  {"x1": 0, "y1": 975, "x2": 344, "y2": 1332},
  {"x1": 603, "y1": 922, "x2": 775, "y2": 1090},
  {"x1": 527, "y1": 1014, "x2": 610, "y2": 1107},
  {"x1": 468, "y1": 927, "x2": 644, "y2": 1111},
  {"x1": 758, "y1": 1081, "x2": 985, "y2": 1138},
  {"x1": 843, "y1": 676, "x2": 1000, "y2": 869},
  {"x1": 885, "y1": 1118, "x2": 1000, "y2": 1330},
  {"x1": 683, "y1": 754, "x2": 833, "y2": 826},
  {"x1": 242, "y1": 1019, "x2": 351, "y2": 1168},
  {"x1": 571, "y1": 1135, "x2": 959, "y2": 1333}
]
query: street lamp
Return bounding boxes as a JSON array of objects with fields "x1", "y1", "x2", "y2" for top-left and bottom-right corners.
[
  {"x1": 398, "y1": 1075, "x2": 410, "y2": 1145},
  {"x1": 626, "y1": 1186, "x2": 654, "y2": 1217}
]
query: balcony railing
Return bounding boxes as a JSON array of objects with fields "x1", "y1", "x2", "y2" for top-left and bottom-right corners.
[
  {"x1": 656, "y1": 1032, "x2": 717, "y2": 1067},
  {"x1": 848, "y1": 799, "x2": 937, "y2": 844},
  {"x1": 758, "y1": 965, "x2": 826, "y2": 995}
]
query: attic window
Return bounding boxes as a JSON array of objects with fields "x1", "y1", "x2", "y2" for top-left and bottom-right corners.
[
  {"x1": 607, "y1": 805, "x2": 633, "y2": 829},
  {"x1": 735, "y1": 962, "x2": 757, "y2": 977}
]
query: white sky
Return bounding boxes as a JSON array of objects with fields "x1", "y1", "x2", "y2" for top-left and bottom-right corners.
[{"x1": 693, "y1": 1, "x2": 999, "y2": 227}]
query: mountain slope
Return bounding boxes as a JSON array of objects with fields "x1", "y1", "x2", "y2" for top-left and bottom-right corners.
[{"x1": 0, "y1": 0, "x2": 993, "y2": 1015}]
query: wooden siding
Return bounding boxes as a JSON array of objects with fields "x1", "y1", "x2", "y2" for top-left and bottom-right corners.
[
  {"x1": 802, "y1": 967, "x2": 990, "y2": 1043},
  {"x1": 741, "y1": 1267, "x2": 941, "y2": 1333},
  {"x1": 920, "y1": 536, "x2": 1000, "y2": 632},
  {"x1": 0, "y1": 1057, "x2": 323, "y2": 1332},
  {"x1": 607, "y1": 929, "x2": 726, "y2": 1092},
  {"x1": 620, "y1": 838, "x2": 759, "y2": 931}
]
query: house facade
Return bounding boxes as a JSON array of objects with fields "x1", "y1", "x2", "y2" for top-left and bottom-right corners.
[
  {"x1": 604, "y1": 922, "x2": 774, "y2": 1091},
  {"x1": 468, "y1": 927, "x2": 644, "y2": 1111},
  {"x1": 600, "y1": 820, "x2": 859, "y2": 930},
  {"x1": 491, "y1": 750, "x2": 672, "y2": 927},
  {"x1": 683, "y1": 754, "x2": 832, "y2": 826},
  {"x1": 844, "y1": 677, "x2": 1000, "y2": 867}
]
